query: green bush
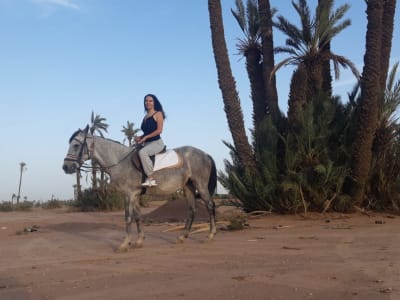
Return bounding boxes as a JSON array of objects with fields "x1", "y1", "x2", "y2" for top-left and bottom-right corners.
[
  {"x1": 42, "y1": 199, "x2": 63, "y2": 209},
  {"x1": 219, "y1": 95, "x2": 352, "y2": 213},
  {"x1": 14, "y1": 201, "x2": 34, "y2": 211},
  {"x1": 76, "y1": 186, "x2": 124, "y2": 211},
  {"x1": 0, "y1": 201, "x2": 14, "y2": 212}
]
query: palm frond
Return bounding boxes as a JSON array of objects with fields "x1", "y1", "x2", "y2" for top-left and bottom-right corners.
[
  {"x1": 246, "y1": 0, "x2": 260, "y2": 39},
  {"x1": 270, "y1": 57, "x2": 297, "y2": 79},
  {"x1": 231, "y1": 0, "x2": 261, "y2": 55},
  {"x1": 274, "y1": 15, "x2": 303, "y2": 44},
  {"x1": 89, "y1": 111, "x2": 109, "y2": 137},
  {"x1": 386, "y1": 62, "x2": 399, "y2": 91},
  {"x1": 330, "y1": 54, "x2": 360, "y2": 80},
  {"x1": 231, "y1": 0, "x2": 246, "y2": 33}
]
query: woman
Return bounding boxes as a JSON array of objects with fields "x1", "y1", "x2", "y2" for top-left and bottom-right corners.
[{"x1": 135, "y1": 94, "x2": 166, "y2": 187}]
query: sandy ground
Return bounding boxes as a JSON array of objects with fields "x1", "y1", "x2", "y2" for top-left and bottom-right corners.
[{"x1": 0, "y1": 199, "x2": 399, "y2": 300}]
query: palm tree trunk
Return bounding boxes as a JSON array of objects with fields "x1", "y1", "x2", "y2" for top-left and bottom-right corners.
[
  {"x1": 91, "y1": 160, "x2": 97, "y2": 189},
  {"x1": 17, "y1": 162, "x2": 26, "y2": 204},
  {"x1": 307, "y1": 59, "x2": 323, "y2": 99},
  {"x1": 258, "y1": 0, "x2": 280, "y2": 124},
  {"x1": 17, "y1": 172, "x2": 23, "y2": 205},
  {"x1": 346, "y1": 0, "x2": 384, "y2": 206},
  {"x1": 380, "y1": 0, "x2": 396, "y2": 92},
  {"x1": 288, "y1": 64, "x2": 307, "y2": 127},
  {"x1": 100, "y1": 169, "x2": 106, "y2": 191},
  {"x1": 245, "y1": 48, "x2": 267, "y2": 128},
  {"x1": 208, "y1": 0, "x2": 257, "y2": 174},
  {"x1": 318, "y1": 0, "x2": 333, "y2": 98},
  {"x1": 76, "y1": 170, "x2": 82, "y2": 200}
]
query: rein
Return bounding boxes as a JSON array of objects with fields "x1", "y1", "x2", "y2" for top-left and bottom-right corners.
[{"x1": 84, "y1": 134, "x2": 137, "y2": 170}]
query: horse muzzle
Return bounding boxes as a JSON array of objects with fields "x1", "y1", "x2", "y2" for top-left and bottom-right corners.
[{"x1": 62, "y1": 160, "x2": 79, "y2": 174}]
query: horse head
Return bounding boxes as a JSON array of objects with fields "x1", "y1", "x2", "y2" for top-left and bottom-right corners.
[{"x1": 62, "y1": 125, "x2": 90, "y2": 174}]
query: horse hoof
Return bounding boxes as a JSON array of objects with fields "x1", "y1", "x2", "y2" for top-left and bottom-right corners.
[
  {"x1": 200, "y1": 234, "x2": 215, "y2": 244},
  {"x1": 200, "y1": 238, "x2": 213, "y2": 244},
  {"x1": 115, "y1": 246, "x2": 129, "y2": 253},
  {"x1": 133, "y1": 242, "x2": 143, "y2": 249},
  {"x1": 176, "y1": 235, "x2": 186, "y2": 244}
]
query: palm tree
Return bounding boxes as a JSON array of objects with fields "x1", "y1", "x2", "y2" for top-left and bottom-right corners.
[
  {"x1": 272, "y1": 0, "x2": 359, "y2": 122},
  {"x1": 346, "y1": 0, "x2": 385, "y2": 206},
  {"x1": 208, "y1": 0, "x2": 258, "y2": 174},
  {"x1": 121, "y1": 121, "x2": 140, "y2": 146},
  {"x1": 11, "y1": 193, "x2": 16, "y2": 207},
  {"x1": 90, "y1": 111, "x2": 109, "y2": 137},
  {"x1": 17, "y1": 162, "x2": 26, "y2": 204},
  {"x1": 231, "y1": 0, "x2": 266, "y2": 128},
  {"x1": 231, "y1": 0, "x2": 281, "y2": 127},
  {"x1": 90, "y1": 111, "x2": 109, "y2": 189}
]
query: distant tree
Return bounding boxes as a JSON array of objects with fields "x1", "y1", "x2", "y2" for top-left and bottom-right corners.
[
  {"x1": 121, "y1": 121, "x2": 140, "y2": 146},
  {"x1": 17, "y1": 162, "x2": 27, "y2": 204},
  {"x1": 90, "y1": 111, "x2": 109, "y2": 137},
  {"x1": 89, "y1": 111, "x2": 109, "y2": 189}
]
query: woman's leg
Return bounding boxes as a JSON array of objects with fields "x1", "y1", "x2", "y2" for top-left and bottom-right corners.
[{"x1": 138, "y1": 139, "x2": 165, "y2": 177}]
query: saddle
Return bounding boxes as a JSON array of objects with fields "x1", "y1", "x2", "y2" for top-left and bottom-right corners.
[{"x1": 151, "y1": 146, "x2": 167, "y2": 165}]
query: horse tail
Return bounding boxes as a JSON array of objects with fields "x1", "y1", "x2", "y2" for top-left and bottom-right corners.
[{"x1": 208, "y1": 155, "x2": 217, "y2": 196}]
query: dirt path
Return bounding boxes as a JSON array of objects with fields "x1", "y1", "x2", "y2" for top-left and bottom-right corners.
[{"x1": 0, "y1": 201, "x2": 399, "y2": 300}]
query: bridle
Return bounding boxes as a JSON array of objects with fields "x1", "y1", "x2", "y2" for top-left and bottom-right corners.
[{"x1": 64, "y1": 130, "x2": 90, "y2": 167}]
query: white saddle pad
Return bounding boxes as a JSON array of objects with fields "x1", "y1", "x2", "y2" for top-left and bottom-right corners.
[{"x1": 153, "y1": 149, "x2": 181, "y2": 172}]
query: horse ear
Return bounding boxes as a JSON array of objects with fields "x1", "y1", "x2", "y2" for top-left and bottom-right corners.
[{"x1": 83, "y1": 125, "x2": 89, "y2": 133}]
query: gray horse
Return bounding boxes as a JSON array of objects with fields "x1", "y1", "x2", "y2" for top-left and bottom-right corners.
[{"x1": 62, "y1": 125, "x2": 217, "y2": 251}]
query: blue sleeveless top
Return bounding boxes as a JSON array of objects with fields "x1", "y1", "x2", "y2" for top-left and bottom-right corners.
[{"x1": 141, "y1": 112, "x2": 161, "y2": 142}]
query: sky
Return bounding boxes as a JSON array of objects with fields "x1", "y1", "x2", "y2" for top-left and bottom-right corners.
[{"x1": 0, "y1": 0, "x2": 399, "y2": 202}]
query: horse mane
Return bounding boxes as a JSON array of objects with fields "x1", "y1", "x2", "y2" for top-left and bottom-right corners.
[
  {"x1": 69, "y1": 129, "x2": 82, "y2": 143},
  {"x1": 101, "y1": 136, "x2": 125, "y2": 146},
  {"x1": 69, "y1": 129, "x2": 126, "y2": 147}
]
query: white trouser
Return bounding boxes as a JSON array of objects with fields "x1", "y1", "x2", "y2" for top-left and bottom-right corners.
[{"x1": 138, "y1": 139, "x2": 165, "y2": 177}]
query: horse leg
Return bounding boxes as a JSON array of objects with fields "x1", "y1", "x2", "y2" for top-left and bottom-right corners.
[
  {"x1": 177, "y1": 184, "x2": 196, "y2": 243},
  {"x1": 198, "y1": 189, "x2": 217, "y2": 240},
  {"x1": 132, "y1": 197, "x2": 145, "y2": 248},
  {"x1": 117, "y1": 195, "x2": 133, "y2": 252},
  {"x1": 117, "y1": 192, "x2": 143, "y2": 251}
]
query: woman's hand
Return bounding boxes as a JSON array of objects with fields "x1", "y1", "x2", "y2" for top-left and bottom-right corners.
[{"x1": 135, "y1": 136, "x2": 146, "y2": 144}]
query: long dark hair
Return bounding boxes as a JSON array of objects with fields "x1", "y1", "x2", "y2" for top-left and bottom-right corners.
[{"x1": 143, "y1": 94, "x2": 166, "y2": 119}]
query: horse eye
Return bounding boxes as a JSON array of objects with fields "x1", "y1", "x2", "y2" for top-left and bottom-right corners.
[{"x1": 73, "y1": 144, "x2": 80, "y2": 150}]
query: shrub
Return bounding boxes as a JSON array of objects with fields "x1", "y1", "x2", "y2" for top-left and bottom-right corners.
[
  {"x1": 0, "y1": 201, "x2": 13, "y2": 212},
  {"x1": 42, "y1": 199, "x2": 63, "y2": 209},
  {"x1": 76, "y1": 186, "x2": 124, "y2": 211}
]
